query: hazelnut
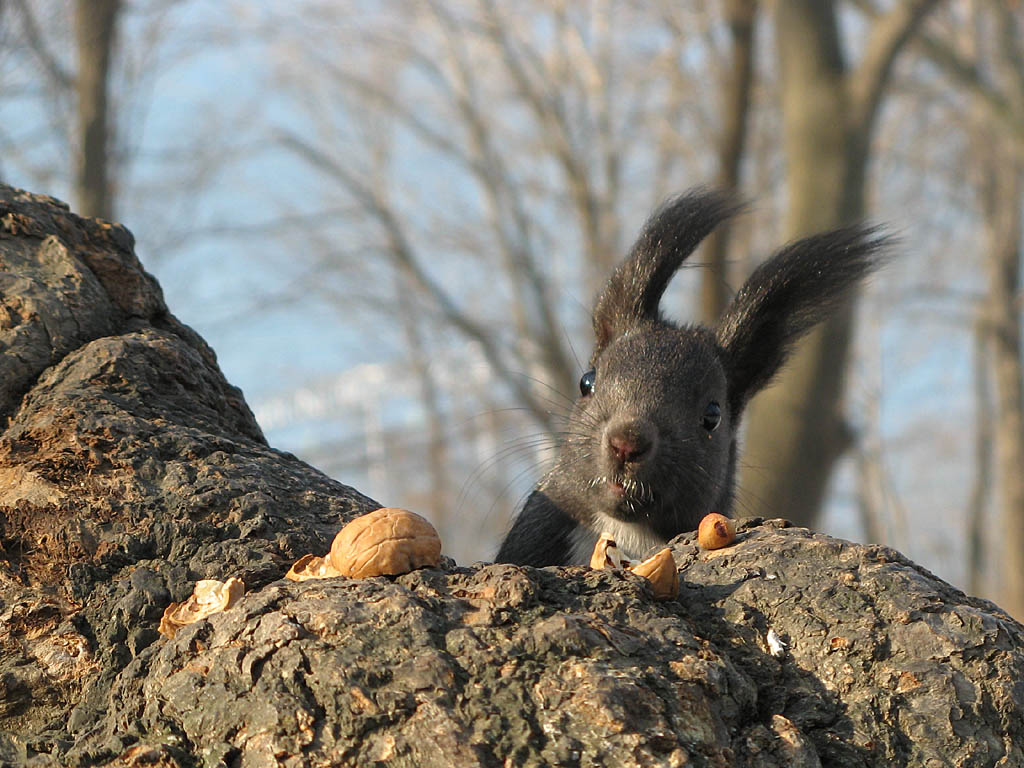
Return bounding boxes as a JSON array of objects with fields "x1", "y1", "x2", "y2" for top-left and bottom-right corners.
[
  {"x1": 329, "y1": 507, "x2": 441, "y2": 578},
  {"x1": 629, "y1": 548, "x2": 679, "y2": 600},
  {"x1": 159, "y1": 577, "x2": 245, "y2": 638},
  {"x1": 698, "y1": 513, "x2": 736, "y2": 550}
]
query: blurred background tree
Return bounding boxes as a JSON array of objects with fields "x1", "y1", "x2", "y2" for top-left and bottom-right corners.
[{"x1": 1, "y1": 0, "x2": 1022, "y2": 616}]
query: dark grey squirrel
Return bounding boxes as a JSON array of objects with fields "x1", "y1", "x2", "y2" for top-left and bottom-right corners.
[{"x1": 495, "y1": 188, "x2": 889, "y2": 567}]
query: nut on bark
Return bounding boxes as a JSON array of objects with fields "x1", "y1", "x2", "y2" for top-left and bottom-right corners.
[
  {"x1": 285, "y1": 553, "x2": 342, "y2": 581},
  {"x1": 589, "y1": 533, "x2": 634, "y2": 570},
  {"x1": 628, "y1": 548, "x2": 679, "y2": 600},
  {"x1": 589, "y1": 536, "x2": 678, "y2": 600},
  {"x1": 159, "y1": 577, "x2": 245, "y2": 638},
  {"x1": 698, "y1": 513, "x2": 736, "y2": 550},
  {"x1": 329, "y1": 507, "x2": 441, "y2": 578}
]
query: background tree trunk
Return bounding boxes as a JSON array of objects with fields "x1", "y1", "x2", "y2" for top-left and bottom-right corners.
[
  {"x1": 740, "y1": 0, "x2": 860, "y2": 525},
  {"x1": 980, "y1": 145, "x2": 1024, "y2": 617},
  {"x1": 967, "y1": 317, "x2": 994, "y2": 597},
  {"x1": 73, "y1": 0, "x2": 119, "y2": 220},
  {"x1": 700, "y1": 0, "x2": 757, "y2": 324},
  {"x1": 740, "y1": 0, "x2": 938, "y2": 526}
]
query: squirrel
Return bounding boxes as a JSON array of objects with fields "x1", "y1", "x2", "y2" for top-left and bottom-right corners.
[{"x1": 496, "y1": 189, "x2": 889, "y2": 567}]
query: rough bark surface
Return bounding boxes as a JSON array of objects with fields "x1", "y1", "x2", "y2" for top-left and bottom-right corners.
[{"x1": 1, "y1": 184, "x2": 1024, "y2": 767}]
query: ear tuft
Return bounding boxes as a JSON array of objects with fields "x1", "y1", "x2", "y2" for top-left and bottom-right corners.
[
  {"x1": 593, "y1": 189, "x2": 743, "y2": 352},
  {"x1": 715, "y1": 224, "x2": 892, "y2": 418}
]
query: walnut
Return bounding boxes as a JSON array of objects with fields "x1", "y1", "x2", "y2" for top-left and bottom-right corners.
[
  {"x1": 159, "y1": 577, "x2": 244, "y2": 638},
  {"x1": 698, "y1": 513, "x2": 736, "y2": 550},
  {"x1": 329, "y1": 507, "x2": 442, "y2": 578},
  {"x1": 286, "y1": 508, "x2": 443, "y2": 582}
]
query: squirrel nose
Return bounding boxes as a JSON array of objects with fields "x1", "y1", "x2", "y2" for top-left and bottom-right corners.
[{"x1": 605, "y1": 421, "x2": 655, "y2": 465}]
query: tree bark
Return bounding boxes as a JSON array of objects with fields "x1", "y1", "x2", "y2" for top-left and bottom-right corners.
[
  {"x1": 73, "y1": 0, "x2": 120, "y2": 221},
  {"x1": 739, "y1": 0, "x2": 939, "y2": 527},
  {"x1": 3, "y1": 182, "x2": 1024, "y2": 766}
]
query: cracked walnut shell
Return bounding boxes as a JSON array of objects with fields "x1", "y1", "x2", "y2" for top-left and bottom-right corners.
[
  {"x1": 329, "y1": 507, "x2": 441, "y2": 578},
  {"x1": 629, "y1": 548, "x2": 679, "y2": 601},
  {"x1": 589, "y1": 533, "x2": 635, "y2": 570},
  {"x1": 589, "y1": 536, "x2": 679, "y2": 601},
  {"x1": 285, "y1": 553, "x2": 342, "y2": 581},
  {"x1": 159, "y1": 577, "x2": 244, "y2": 638}
]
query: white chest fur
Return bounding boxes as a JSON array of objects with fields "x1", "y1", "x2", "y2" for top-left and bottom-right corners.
[{"x1": 567, "y1": 512, "x2": 666, "y2": 565}]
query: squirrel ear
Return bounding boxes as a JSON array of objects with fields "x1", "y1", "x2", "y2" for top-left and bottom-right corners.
[
  {"x1": 592, "y1": 189, "x2": 741, "y2": 352},
  {"x1": 715, "y1": 224, "x2": 891, "y2": 419}
]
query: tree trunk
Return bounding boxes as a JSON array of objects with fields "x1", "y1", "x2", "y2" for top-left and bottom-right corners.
[
  {"x1": 740, "y1": 0, "x2": 938, "y2": 526},
  {"x1": 739, "y1": 0, "x2": 861, "y2": 525},
  {"x1": 700, "y1": 0, "x2": 758, "y2": 324},
  {"x1": 982, "y1": 149, "x2": 1024, "y2": 619},
  {"x1": 967, "y1": 316, "x2": 993, "y2": 598},
  {"x1": 73, "y1": 0, "x2": 119, "y2": 220}
]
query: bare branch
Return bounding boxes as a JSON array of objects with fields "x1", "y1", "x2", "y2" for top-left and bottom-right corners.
[
  {"x1": 312, "y1": 53, "x2": 480, "y2": 174},
  {"x1": 850, "y1": 0, "x2": 943, "y2": 133},
  {"x1": 12, "y1": 0, "x2": 73, "y2": 90},
  {"x1": 477, "y1": 0, "x2": 612, "y2": 279},
  {"x1": 277, "y1": 129, "x2": 559, "y2": 431},
  {"x1": 853, "y1": 0, "x2": 1024, "y2": 150},
  {"x1": 424, "y1": 2, "x2": 576, "y2": 390}
]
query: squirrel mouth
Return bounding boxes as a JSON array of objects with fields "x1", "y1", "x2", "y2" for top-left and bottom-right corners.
[{"x1": 594, "y1": 474, "x2": 648, "y2": 506}]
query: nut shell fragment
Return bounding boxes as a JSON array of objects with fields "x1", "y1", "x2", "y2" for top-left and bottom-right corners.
[
  {"x1": 329, "y1": 507, "x2": 441, "y2": 578},
  {"x1": 286, "y1": 554, "x2": 342, "y2": 581},
  {"x1": 159, "y1": 577, "x2": 244, "y2": 638},
  {"x1": 589, "y1": 533, "x2": 635, "y2": 570},
  {"x1": 698, "y1": 513, "x2": 736, "y2": 550},
  {"x1": 767, "y1": 628, "x2": 789, "y2": 658},
  {"x1": 628, "y1": 548, "x2": 679, "y2": 600}
]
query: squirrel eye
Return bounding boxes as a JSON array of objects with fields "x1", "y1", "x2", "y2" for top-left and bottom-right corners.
[
  {"x1": 579, "y1": 369, "x2": 596, "y2": 397},
  {"x1": 702, "y1": 401, "x2": 722, "y2": 432}
]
